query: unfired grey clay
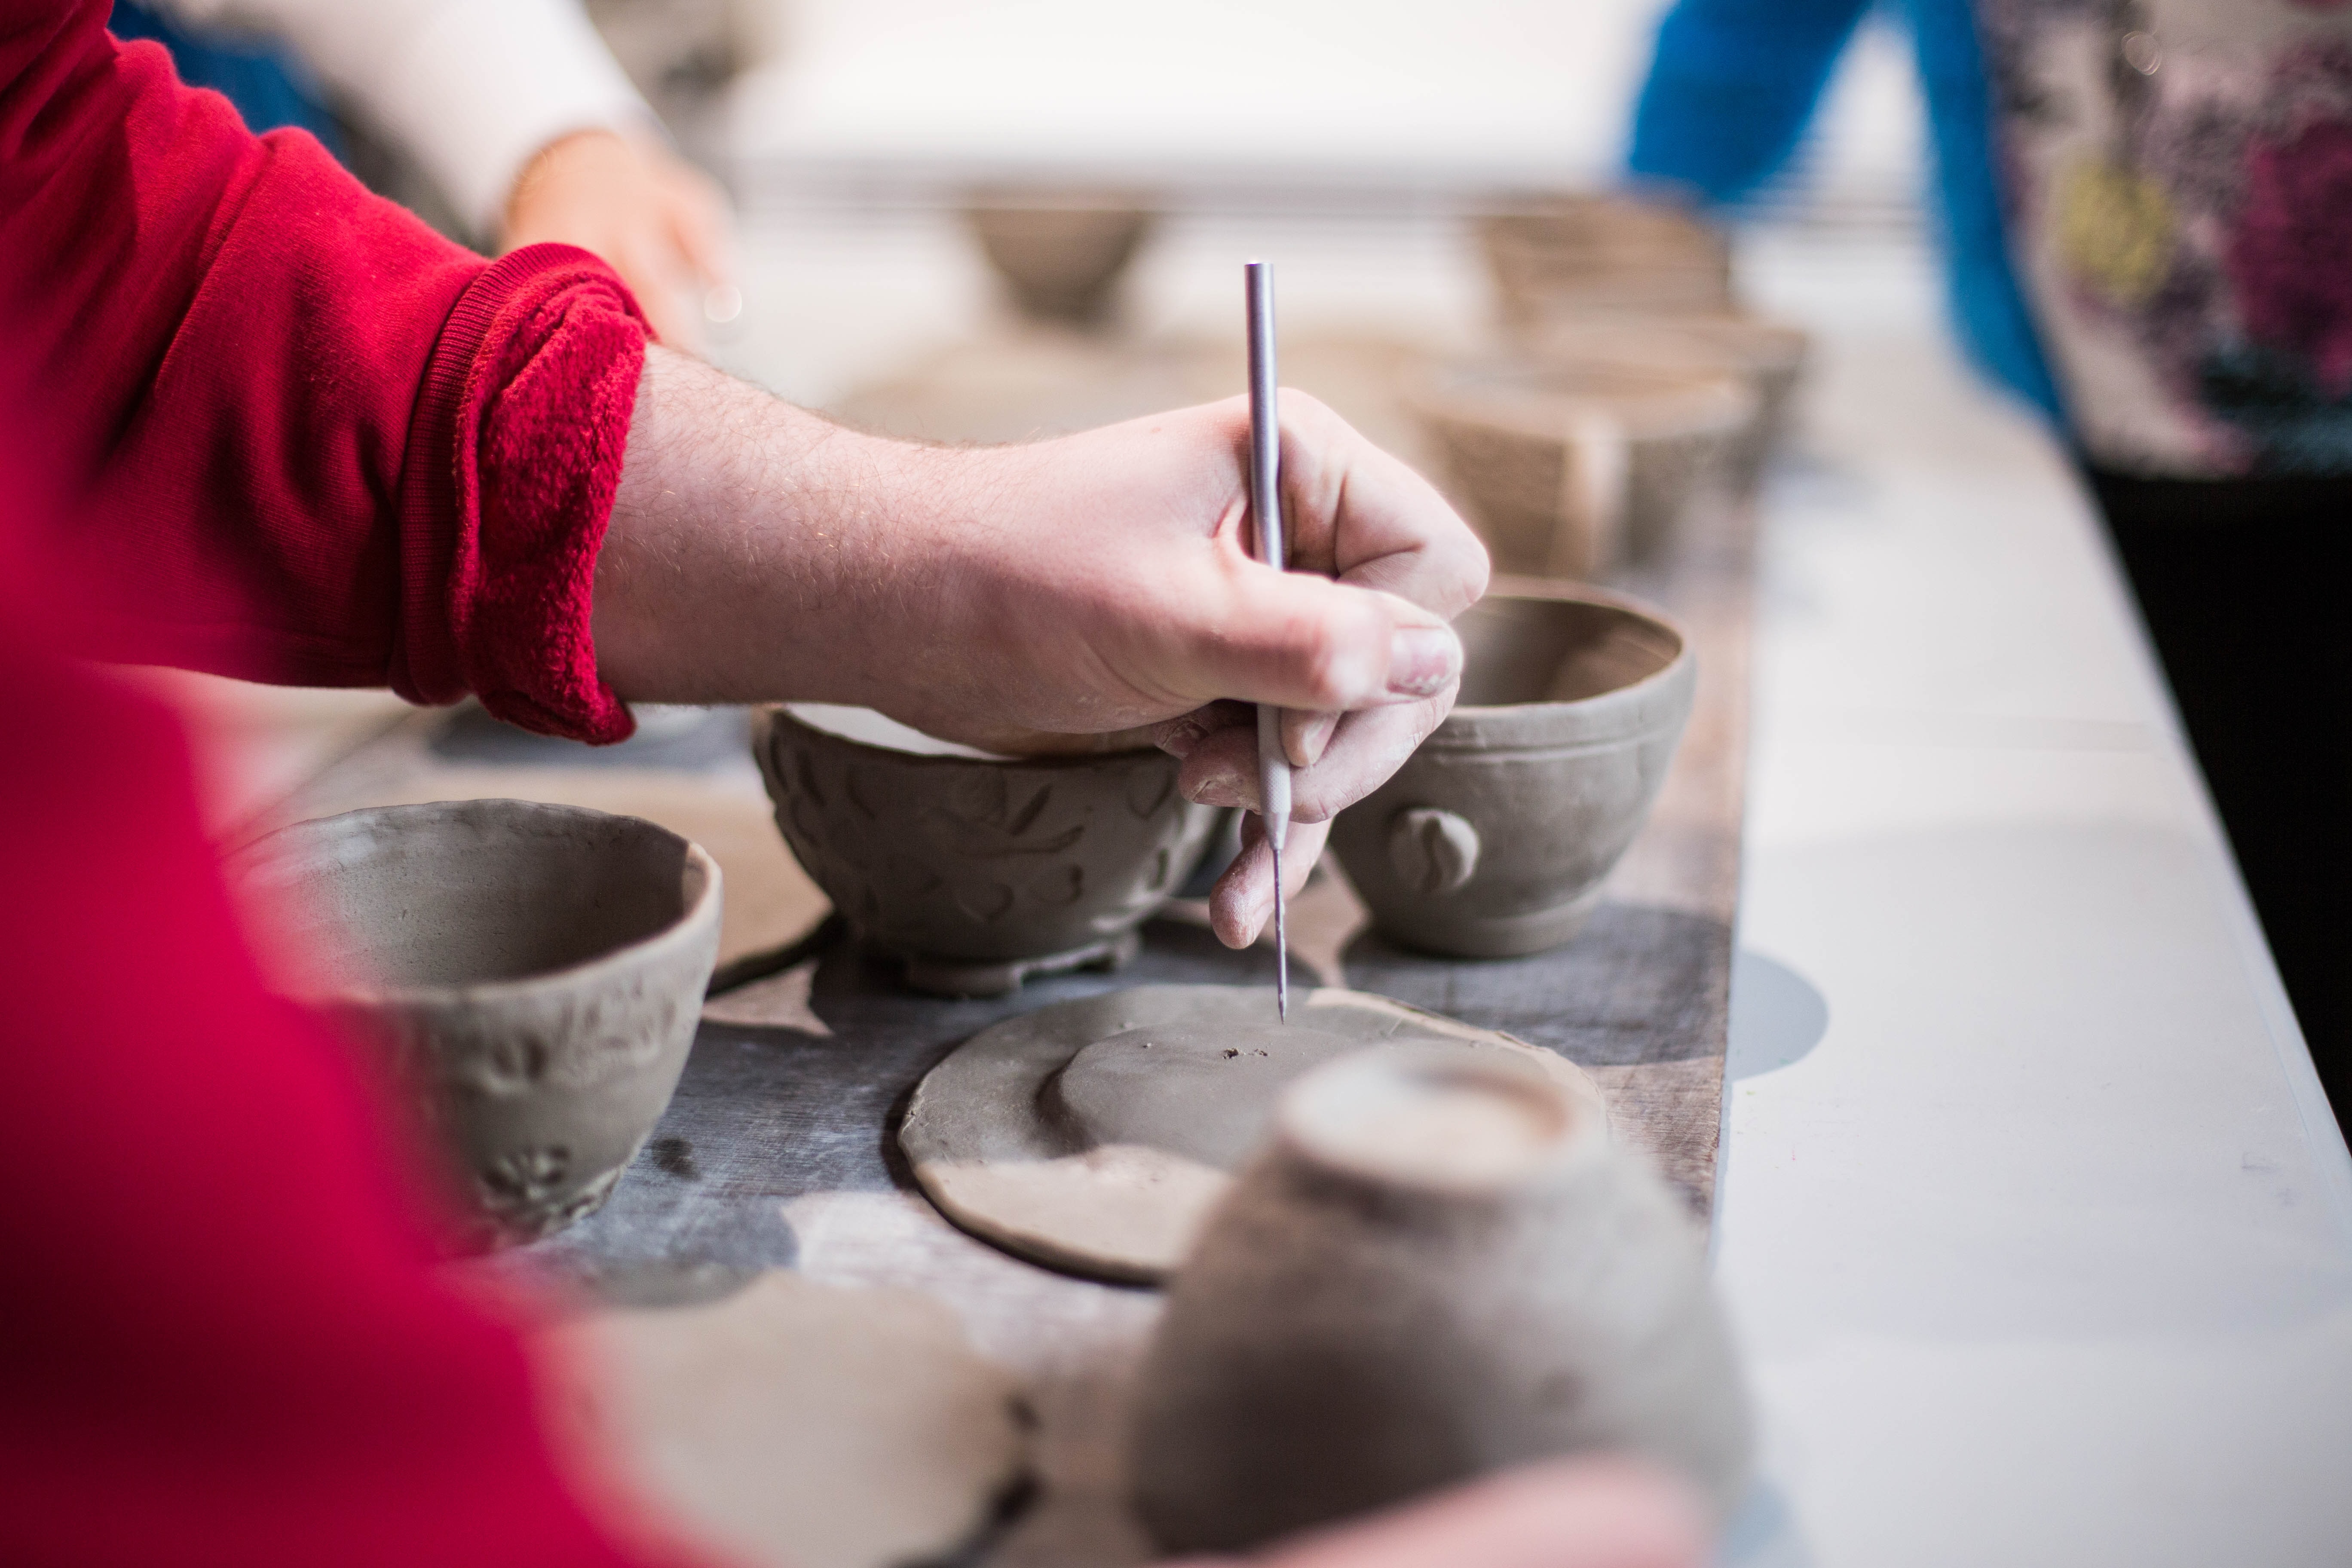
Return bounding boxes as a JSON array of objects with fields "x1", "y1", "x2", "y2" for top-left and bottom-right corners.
[
  {"x1": 548, "y1": 1271, "x2": 1032, "y2": 1568},
  {"x1": 1131, "y1": 1051, "x2": 1751, "y2": 1553},
  {"x1": 228, "y1": 800, "x2": 721, "y2": 1249},
  {"x1": 1329, "y1": 581, "x2": 1694, "y2": 959},
  {"x1": 899, "y1": 984, "x2": 1605, "y2": 1283},
  {"x1": 1407, "y1": 357, "x2": 1756, "y2": 576},
  {"x1": 1479, "y1": 197, "x2": 1734, "y2": 323},
  {"x1": 965, "y1": 196, "x2": 1155, "y2": 326},
  {"x1": 1517, "y1": 313, "x2": 1811, "y2": 495},
  {"x1": 754, "y1": 706, "x2": 1218, "y2": 997}
]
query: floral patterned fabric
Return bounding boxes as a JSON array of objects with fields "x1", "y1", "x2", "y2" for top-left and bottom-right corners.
[{"x1": 1982, "y1": 0, "x2": 2352, "y2": 475}]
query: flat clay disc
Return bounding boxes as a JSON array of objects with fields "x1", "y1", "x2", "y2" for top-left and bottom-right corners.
[
  {"x1": 544, "y1": 1271, "x2": 1030, "y2": 1568},
  {"x1": 900, "y1": 984, "x2": 1605, "y2": 1283}
]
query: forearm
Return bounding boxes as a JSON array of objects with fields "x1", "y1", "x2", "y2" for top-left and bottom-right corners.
[
  {"x1": 591, "y1": 347, "x2": 986, "y2": 715},
  {"x1": 594, "y1": 349, "x2": 1474, "y2": 754}
]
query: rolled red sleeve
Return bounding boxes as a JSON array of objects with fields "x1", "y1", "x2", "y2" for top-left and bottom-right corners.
[
  {"x1": 0, "y1": 0, "x2": 645, "y2": 741},
  {"x1": 399, "y1": 248, "x2": 645, "y2": 742}
]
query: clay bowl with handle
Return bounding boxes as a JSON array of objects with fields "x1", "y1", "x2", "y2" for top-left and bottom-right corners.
[
  {"x1": 227, "y1": 799, "x2": 722, "y2": 1250},
  {"x1": 753, "y1": 704, "x2": 1220, "y2": 997},
  {"x1": 1404, "y1": 357, "x2": 1754, "y2": 578},
  {"x1": 1512, "y1": 312, "x2": 1811, "y2": 494},
  {"x1": 1131, "y1": 1049, "x2": 1752, "y2": 1553},
  {"x1": 964, "y1": 191, "x2": 1157, "y2": 327},
  {"x1": 1328, "y1": 579, "x2": 1693, "y2": 959}
]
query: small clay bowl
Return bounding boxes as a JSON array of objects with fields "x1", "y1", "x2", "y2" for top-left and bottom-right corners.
[
  {"x1": 1516, "y1": 313, "x2": 1810, "y2": 493},
  {"x1": 1404, "y1": 357, "x2": 1755, "y2": 576},
  {"x1": 1131, "y1": 1050, "x2": 1752, "y2": 1553},
  {"x1": 965, "y1": 193, "x2": 1157, "y2": 326},
  {"x1": 1328, "y1": 580, "x2": 1693, "y2": 959},
  {"x1": 754, "y1": 705, "x2": 1219, "y2": 996},
  {"x1": 227, "y1": 800, "x2": 722, "y2": 1249},
  {"x1": 1478, "y1": 198, "x2": 1735, "y2": 324}
]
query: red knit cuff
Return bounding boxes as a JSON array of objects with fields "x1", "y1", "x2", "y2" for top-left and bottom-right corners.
[{"x1": 393, "y1": 244, "x2": 647, "y2": 743}]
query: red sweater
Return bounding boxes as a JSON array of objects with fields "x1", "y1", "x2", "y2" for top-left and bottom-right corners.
[
  {"x1": 2, "y1": 0, "x2": 642, "y2": 743},
  {"x1": 0, "y1": 3, "x2": 700, "y2": 1562}
]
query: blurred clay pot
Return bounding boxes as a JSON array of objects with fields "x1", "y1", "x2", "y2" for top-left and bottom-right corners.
[
  {"x1": 965, "y1": 194, "x2": 1156, "y2": 326},
  {"x1": 754, "y1": 705, "x2": 1218, "y2": 996},
  {"x1": 1406, "y1": 358, "x2": 1755, "y2": 576},
  {"x1": 1131, "y1": 1050, "x2": 1752, "y2": 1553},
  {"x1": 1478, "y1": 197, "x2": 1734, "y2": 323},
  {"x1": 228, "y1": 800, "x2": 721, "y2": 1249},
  {"x1": 1328, "y1": 580, "x2": 1693, "y2": 959},
  {"x1": 1518, "y1": 313, "x2": 1810, "y2": 492}
]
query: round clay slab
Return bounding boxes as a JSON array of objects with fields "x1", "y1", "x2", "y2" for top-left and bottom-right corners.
[
  {"x1": 900, "y1": 984, "x2": 1606, "y2": 1283},
  {"x1": 546, "y1": 1271, "x2": 1029, "y2": 1568}
]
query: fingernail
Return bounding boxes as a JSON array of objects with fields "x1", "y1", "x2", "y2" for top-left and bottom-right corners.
[
  {"x1": 1155, "y1": 715, "x2": 1209, "y2": 758},
  {"x1": 1188, "y1": 766, "x2": 1246, "y2": 808},
  {"x1": 1387, "y1": 626, "x2": 1461, "y2": 698},
  {"x1": 1292, "y1": 711, "x2": 1338, "y2": 767}
]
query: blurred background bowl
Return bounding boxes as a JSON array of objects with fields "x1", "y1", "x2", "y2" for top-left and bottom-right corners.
[
  {"x1": 1478, "y1": 195, "x2": 1735, "y2": 324},
  {"x1": 1406, "y1": 358, "x2": 1755, "y2": 576},
  {"x1": 1513, "y1": 313, "x2": 1811, "y2": 494},
  {"x1": 964, "y1": 192, "x2": 1158, "y2": 328}
]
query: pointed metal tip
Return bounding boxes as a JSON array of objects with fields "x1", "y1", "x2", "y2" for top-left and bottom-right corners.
[{"x1": 1271, "y1": 832, "x2": 1289, "y2": 1023}]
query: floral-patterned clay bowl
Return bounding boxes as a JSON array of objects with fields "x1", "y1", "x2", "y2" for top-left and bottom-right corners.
[
  {"x1": 756, "y1": 705, "x2": 1220, "y2": 997},
  {"x1": 227, "y1": 800, "x2": 721, "y2": 1250}
]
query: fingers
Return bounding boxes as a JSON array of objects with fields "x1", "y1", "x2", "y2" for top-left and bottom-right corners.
[
  {"x1": 1153, "y1": 701, "x2": 1253, "y2": 762},
  {"x1": 1157, "y1": 571, "x2": 1464, "y2": 717},
  {"x1": 658, "y1": 152, "x2": 738, "y2": 291},
  {"x1": 1161, "y1": 690, "x2": 1455, "y2": 824},
  {"x1": 1208, "y1": 812, "x2": 1328, "y2": 949},
  {"x1": 1282, "y1": 706, "x2": 1339, "y2": 768},
  {"x1": 1273, "y1": 390, "x2": 1490, "y2": 619},
  {"x1": 627, "y1": 254, "x2": 700, "y2": 353},
  {"x1": 1242, "y1": 1457, "x2": 1708, "y2": 1568}
]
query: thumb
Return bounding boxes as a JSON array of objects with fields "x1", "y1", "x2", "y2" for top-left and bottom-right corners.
[{"x1": 1159, "y1": 570, "x2": 1463, "y2": 714}]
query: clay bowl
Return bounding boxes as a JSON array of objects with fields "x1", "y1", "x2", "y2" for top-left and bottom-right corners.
[
  {"x1": 1404, "y1": 357, "x2": 1755, "y2": 576},
  {"x1": 964, "y1": 193, "x2": 1157, "y2": 326},
  {"x1": 1478, "y1": 197, "x2": 1734, "y2": 325},
  {"x1": 227, "y1": 800, "x2": 722, "y2": 1249},
  {"x1": 1328, "y1": 580, "x2": 1693, "y2": 959},
  {"x1": 754, "y1": 705, "x2": 1219, "y2": 996},
  {"x1": 1517, "y1": 313, "x2": 1810, "y2": 493},
  {"x1": 1131, "y1": 1050, "x2": 1752, "y2": 1553}
]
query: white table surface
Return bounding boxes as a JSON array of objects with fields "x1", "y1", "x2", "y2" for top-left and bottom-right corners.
[{"x1": 1718, "y1": 229, "x2": 2352, "y2": 1568}]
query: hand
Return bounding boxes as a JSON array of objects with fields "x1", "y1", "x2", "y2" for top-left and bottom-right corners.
[
  {"x1": 592, "y1": 350, "x2": 1488, "y2": 943},
  {"x1": 1172, "y1": 1458, "x2": 1706, "y2": 1568},
  {"x1": 502, "y1": 129, "x2": 735, "y2": 353}
]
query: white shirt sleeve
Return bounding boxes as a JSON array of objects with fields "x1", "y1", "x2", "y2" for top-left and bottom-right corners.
[{"x1": 148, "y1": 0, "x2": 656, "y2": 239}]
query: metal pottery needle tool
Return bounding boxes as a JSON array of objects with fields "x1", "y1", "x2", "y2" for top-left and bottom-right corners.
[{"x1": 1244, "y1": 260, "x2": 1290, "y2": 1022}]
